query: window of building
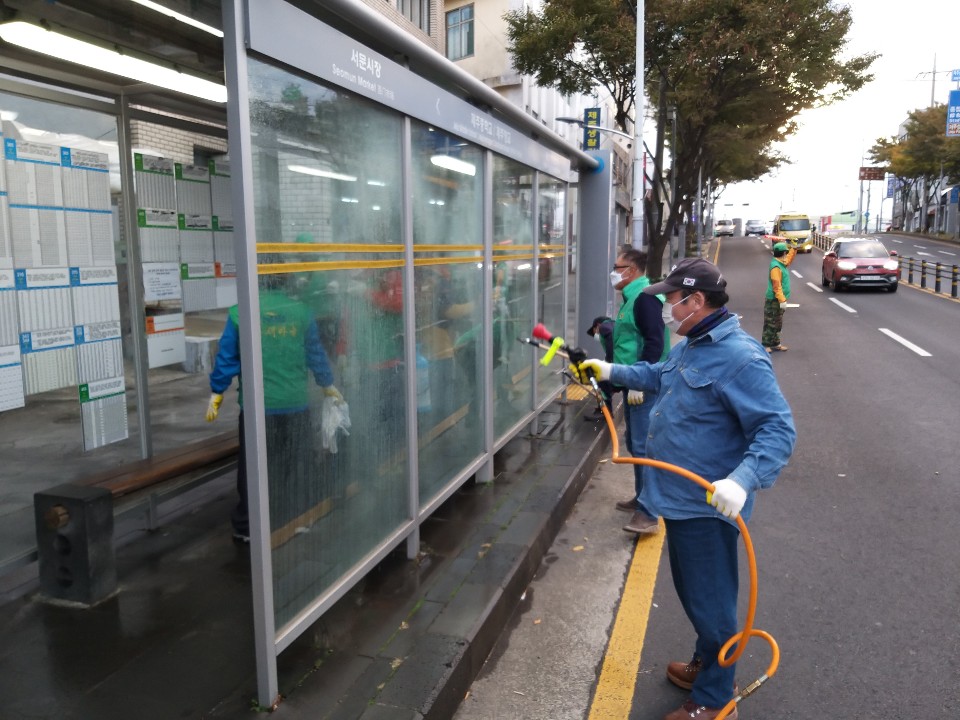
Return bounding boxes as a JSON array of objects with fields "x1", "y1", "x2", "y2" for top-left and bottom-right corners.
[
  {"x1": 445, "y1": 5, "x2": 474, "y2": 60},
  {"x1": 400, "y1": 0, "x2": 431, "y2": 34}
]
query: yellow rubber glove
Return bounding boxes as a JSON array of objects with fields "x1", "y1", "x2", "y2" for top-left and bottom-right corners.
[
  {"x1": 627, "y1": 390, "x2": 644, "y2": 405},
  {"x1": 205, "y1": 393, "x2": 223, "y2": 422},
  {"x1": 323, "y1": 385, "x2": 343, "y2": 402}
]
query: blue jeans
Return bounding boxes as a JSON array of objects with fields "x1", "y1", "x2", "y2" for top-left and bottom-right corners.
[
  {"x1": 664, "y1": 517, "x2": 740, "y2": 708},
  {"x1": 624, "y1": 391, "x2": 657, "y2": 512}
]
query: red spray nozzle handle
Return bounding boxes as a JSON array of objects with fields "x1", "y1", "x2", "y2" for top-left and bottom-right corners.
[{"x1": 532, "y1": 323, "x2": 553, "y2": 342}]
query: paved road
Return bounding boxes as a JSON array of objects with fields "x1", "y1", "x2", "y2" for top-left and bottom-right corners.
[{"x1": 455, "y1": 235, "x2": 960, "y2": 719}]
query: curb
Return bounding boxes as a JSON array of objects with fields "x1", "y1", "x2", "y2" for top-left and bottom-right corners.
[
  {"x1": 422, "y1": 420, "x2": 612, "y2": 720},
  {"x1": 356, "y1": 406, "x2": 615, "y2": 720}
]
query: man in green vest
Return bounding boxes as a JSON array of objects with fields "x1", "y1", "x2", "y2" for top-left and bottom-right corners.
[
  {"x1": 205, "y1": 270, "x2": 340, "y2": 544},
  {"x1": 611, "y1": 247, "x2": 670, "y2": 535},
  {"x1": 762, "y1": 241, "x2": 796, "y2": 352}
]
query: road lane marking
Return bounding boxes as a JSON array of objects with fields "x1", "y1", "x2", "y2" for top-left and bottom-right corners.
[
  {"x1": 878, "y1": 328, "x2": 931, "y2": 356},
  {"x1": 829, "y1": 298, "x2": 857, "y2": 313},
  {"x1": 939, "y1": 250, "x2": 956, "y2": 256},
  {"x1": 890, "y1": 239, "x2": 903, "y2": 243},
  {"x1": 916, "y1": 252, "x2": 934, "y2": 257},
  {"x1": 588, "y1": 528, "x2": 665, "y2": 720},
  {"x1": 806, "y1": 282, "x2": 824, "y2": 293},
  {"x1": 791, "y1": 269, "x2": 803, "y2": 278},
  {"x1": 915, "y1": 245, "x2": 927, "y2": 249}
]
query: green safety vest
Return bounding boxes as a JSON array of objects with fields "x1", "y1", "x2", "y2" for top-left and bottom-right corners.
[
  {"x1": 766, "y1": 258, "x2": 790, "y2": 300},
  {"x1": 228, "y1": 290, "x2": 315, "y2": 411},
  {"x1": 613, "y1": 276, "x2": 670, "y2": 364}
]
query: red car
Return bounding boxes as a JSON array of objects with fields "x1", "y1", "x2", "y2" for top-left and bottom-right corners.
[{"x1": 821, "y1": 237, "x2": 900, "y2": 292}]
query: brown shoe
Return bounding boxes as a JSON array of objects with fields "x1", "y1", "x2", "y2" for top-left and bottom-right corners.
[
  {"x1": 615, "y1": 497, "x2": 639, "y2": 512},
  {"x1": 663, "y1": 700, "x2": 737, "y2": 720},
  {"x1": 623, "y1": 510, "x2": 658, "y2": 534},
  {"x1": 666, "y1": 657, "x2": 702, "y2": 690}
]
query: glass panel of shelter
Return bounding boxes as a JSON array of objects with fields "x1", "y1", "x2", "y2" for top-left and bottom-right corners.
[
  {"x1": 410, "y1": 120, "x2": 485, "y2": 507},
  {"x1": 246, "y1": 58, "x2": 410, "y2": 629},
  {"x1": 536, "y1": 174, "x2": 567, "y2": 402}
]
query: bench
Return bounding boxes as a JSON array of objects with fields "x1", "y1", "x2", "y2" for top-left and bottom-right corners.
[
  {"x1": 35, "y1": 432, "x2": 240, "y2": 605},
  {"x1": 82, "y1": 432, "x2": 240, "y2": 529}
]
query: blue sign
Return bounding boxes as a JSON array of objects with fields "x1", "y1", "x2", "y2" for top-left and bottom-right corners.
[
  {"x1": 583, "y1": 107, "x2": 601, "y2": 150},
  {"x1": 947, "y1": 90, "x2": 960, "y2": 137},
  {"x1": 953, "y1": 69, "x2": 960, "y2": 82}
]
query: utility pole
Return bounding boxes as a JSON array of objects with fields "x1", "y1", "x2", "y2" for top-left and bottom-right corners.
[{"x1": 631, "y1": 0, "x2": 645, "y2": 251}]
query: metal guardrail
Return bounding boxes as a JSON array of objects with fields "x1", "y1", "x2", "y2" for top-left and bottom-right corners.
[{"x1": 898, "y1": 257, "x2": 960, "y2": 298}]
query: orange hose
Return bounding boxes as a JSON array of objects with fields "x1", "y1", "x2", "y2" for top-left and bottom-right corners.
[{"x1": 598, "y1": 398, "x2": 779, "y2": 719}]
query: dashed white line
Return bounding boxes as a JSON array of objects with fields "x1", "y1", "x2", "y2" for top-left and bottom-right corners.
[
  {"x1": 829, "y1": 298, "x2": 857, "y2": 313},
  {"x1": 939, "y1": 250, "x2": 956, "y2": 257},
  {"x1": 806, "y1": 282, "x2": 823, "y2": 293},
  {"x1": 917, "y1": 251, "x2": 934, "y2": 257},
  {"x1": 890, "y1": 239, "x2": 903, "y2": 243},
  {"x1": 878, "y1": 328, "x2": 931, "y2": 356},
  {"x1": 914, "y1": 245, "x2": 927, "y2": 249},
  {"x1": 791, "y1": 269, "x2": 803, "y2": 278}
]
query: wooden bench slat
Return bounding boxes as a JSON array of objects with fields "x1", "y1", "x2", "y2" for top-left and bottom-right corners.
[{"x1": 80, "y1": 432, "x2": 240, "y2": 498}]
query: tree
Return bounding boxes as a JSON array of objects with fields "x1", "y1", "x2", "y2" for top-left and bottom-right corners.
[
  {"x1": 870, "y1": 105, "x2": 960, "y2": 231},
  {"x1": 505, "y1": 0, "x2": 876, "y2": 277},
  {"x1": 504, "y1": 0, "x2": 637, "y2": 131}
]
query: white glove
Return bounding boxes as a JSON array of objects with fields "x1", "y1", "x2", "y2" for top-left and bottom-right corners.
[
  {"x1": 572, "y1": 359, "x2": 612, "y2": 383},
  {"x1": 707, "y1": 478, "x2": 747, "y2": 518},
  {"x1": 627, "y1": 389, "x2": 644, "y2": 405},
  {"x1": 779, "y1": 302, "x2": 787, "y2": 310}
]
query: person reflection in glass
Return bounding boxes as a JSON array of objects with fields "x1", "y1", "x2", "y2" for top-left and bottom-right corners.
[{"x1": 205, "y1": 264, "x2": 340, "y2": 545}]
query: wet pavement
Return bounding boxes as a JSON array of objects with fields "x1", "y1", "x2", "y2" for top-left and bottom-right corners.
[{"x1": 0, "y1": 389, "x2": 611, "y2": 720}]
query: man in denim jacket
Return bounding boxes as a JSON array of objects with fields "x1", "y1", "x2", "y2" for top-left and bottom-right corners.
[{"x1": 576, "y1": 258, "x2": 796, "y2": 720}]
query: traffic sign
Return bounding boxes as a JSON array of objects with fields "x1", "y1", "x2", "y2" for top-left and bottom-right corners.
[
  {"x1": 952, "y1": 69, "x2": 960, "y2": 82},
  {"x1": 858, "y1": 166, "x2": 885, "y2": 181},
  {"x1": 947, "y1": 90, "x2": 960, "y2": 137}
]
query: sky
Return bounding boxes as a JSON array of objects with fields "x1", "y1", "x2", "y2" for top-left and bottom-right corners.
[{"x1": 719, "y1": 0, "x2": 960, "y2": 224}]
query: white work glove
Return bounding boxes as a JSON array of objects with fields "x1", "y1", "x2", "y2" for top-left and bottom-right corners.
[
  {"x1": 779, "y1": 302, "x2": 787, "y2": 310},
  {"x1": 323, "y1": 385, "x2": 343, "y2": 402},
  {"x1": 571, "y1": 359, "x2": 612, "y2": 383},
  {"x1": 205, "y1": 393, "x2": 223, "y2": 422},
  {"x1": 627, "y1": 389, "x2": 644, "y2": 405},
  {"x1": 707, "y1": 478, "x2": 748, "y2": 518}
]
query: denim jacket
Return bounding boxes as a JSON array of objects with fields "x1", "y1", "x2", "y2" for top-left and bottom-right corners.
[{"x1": 608, "y1": 314, "x2": 796, "y2": 524}]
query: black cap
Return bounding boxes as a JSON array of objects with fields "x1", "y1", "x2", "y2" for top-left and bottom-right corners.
[
  {"x1": 644, "y1": 258, "x2": 727, "y2": 295},
  {"x1": 586, "y1": 316, "x2": 610, "y2": 336}
]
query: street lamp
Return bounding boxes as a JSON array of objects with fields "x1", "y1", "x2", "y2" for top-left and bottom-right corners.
[
  {"x1": 556, "y1": 117, "x2": 634, "y2": 141},
  {"x1": 557, "y1": 116, "x2": 642, "y2": 248}
]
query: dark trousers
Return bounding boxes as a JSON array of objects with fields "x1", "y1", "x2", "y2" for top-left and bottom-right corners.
[
  {"x1": 664, "y1": 517, "x2": 740, "y2": 708},
  {"x1": 232, "y1": 409, "x2": 314, "y2": 536},
  {"x1": 624, "y1": 391, "x2": 657, "y2": 511}
]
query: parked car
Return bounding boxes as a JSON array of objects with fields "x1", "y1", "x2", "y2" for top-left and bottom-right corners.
[
  {"x1": 744, "y1": 219, "x2": 766, "y2": 236},
  {"x1": 821, "y1": 237, "x2": 900, "y2": 292},
  {"x1": 713, "y1": 219, "x2": 735, "y2": 236}
]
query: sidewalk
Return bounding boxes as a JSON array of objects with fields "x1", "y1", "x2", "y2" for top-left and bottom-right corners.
[{"x1": 0, "y1": 388, "x2": 613, "y2": 720}]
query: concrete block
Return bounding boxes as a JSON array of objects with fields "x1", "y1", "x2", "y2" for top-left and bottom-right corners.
[
  {"x1": 183, "y1": 336, "x2": 218, "y2": 374},
  {"x1": 34, "y1": 484, "x2": 116, "y2": 606}
]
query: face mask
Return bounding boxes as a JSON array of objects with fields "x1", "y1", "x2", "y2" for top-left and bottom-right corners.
[
  {"x1": 594, "y1": 334, "x2": 603, "y2": 345},
  {"x1": 610, "y1": 271, "x2": 623, "y2": 287},
  {"x1": 662, "y1": 294, "x2": 696, "y2": 332}
]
